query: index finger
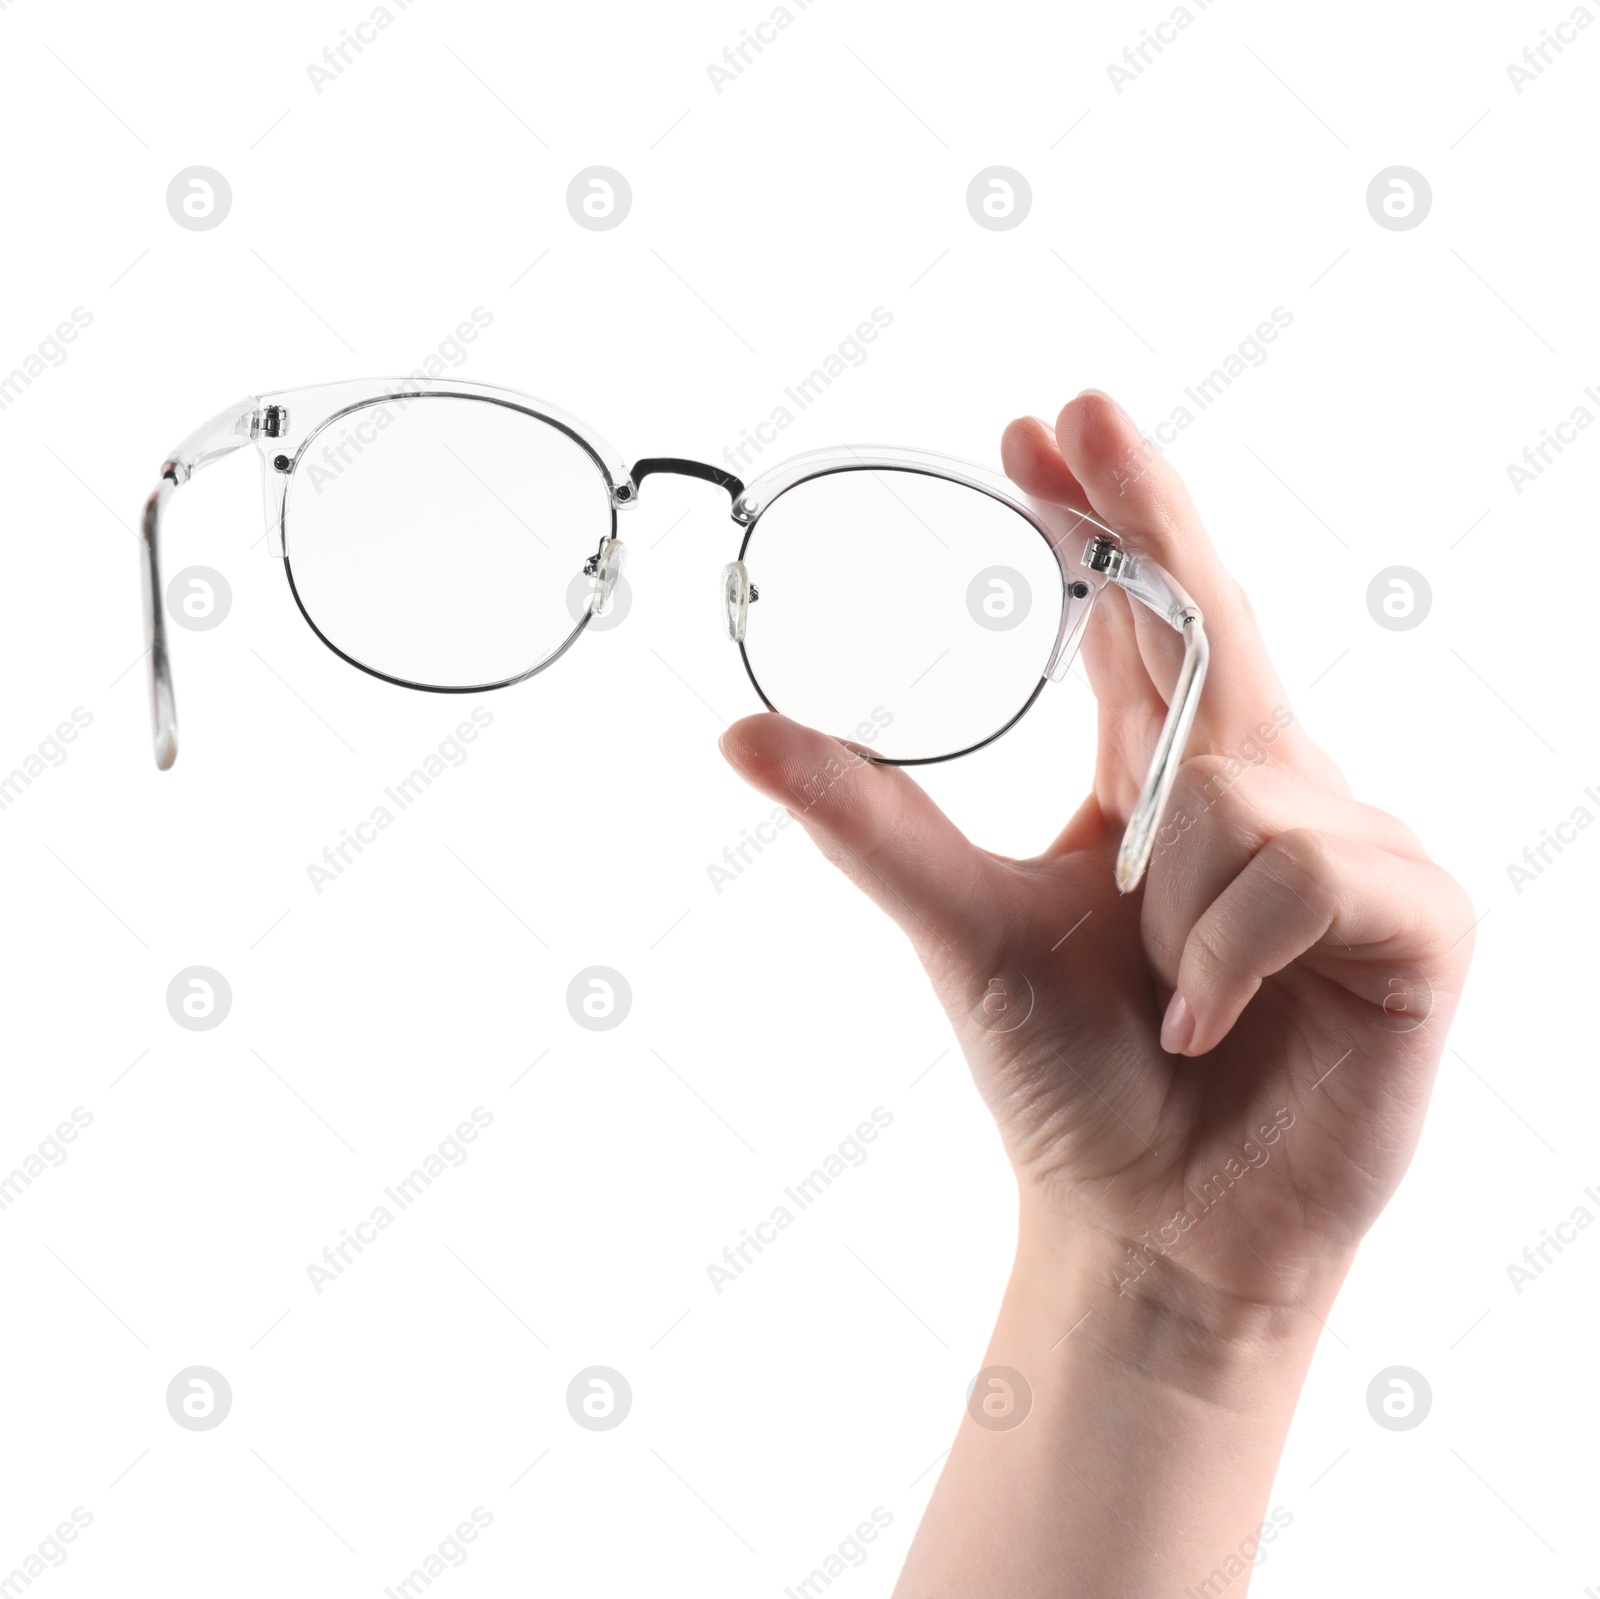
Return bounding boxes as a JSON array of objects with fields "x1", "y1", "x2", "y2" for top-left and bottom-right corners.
[{"x1": 1048, "y1": 390, "x2": 1298, "y2": 755}]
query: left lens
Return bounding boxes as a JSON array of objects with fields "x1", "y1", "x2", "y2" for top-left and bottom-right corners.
[
  {"x1": 284, "y1": 394, "x2": 614, "y2": 689},
  {"x1": 737, "y1": 468, "x2": 1064, "y2": 761}
]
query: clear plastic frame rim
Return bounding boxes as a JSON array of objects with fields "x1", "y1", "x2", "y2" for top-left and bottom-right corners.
[{"x1": 140, "y1": 377, "x2": 1208, "y2": 892}]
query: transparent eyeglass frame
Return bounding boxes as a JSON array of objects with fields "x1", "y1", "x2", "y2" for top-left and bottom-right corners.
[{"x1": 141, "y1": 377, "x2": 1207, "y2": 892}]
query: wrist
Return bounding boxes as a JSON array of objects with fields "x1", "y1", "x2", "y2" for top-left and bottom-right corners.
[
  {"x1": 893, "y1": 1211, "x2": 1350, "y2": 1596},
  {"x1": 1007, "y1": 1210, "x2": 1353, "y2": 1412}
]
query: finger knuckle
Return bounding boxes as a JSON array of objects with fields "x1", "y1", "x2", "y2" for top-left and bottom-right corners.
[
  {"x1": 1421, "y1": 867, "x2": 1478, "y2": 965},
  {"x1": 1166, "y1": 753, "x2": 1257, "y2": 836},
  {"x1": 1184, "y1": 914, "x2": 1238, "y2": 988},
  {"x1": 1260, "y1": 828, "x2": 1336, "y2": 903}
]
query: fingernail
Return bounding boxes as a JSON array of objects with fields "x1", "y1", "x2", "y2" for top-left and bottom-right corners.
[{"x1": 1160, "y1": 990, "x2": 1195, "y2": 1055}]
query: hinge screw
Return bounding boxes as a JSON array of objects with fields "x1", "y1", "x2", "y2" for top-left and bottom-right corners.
[
  {"x1": 273, "y1": 454, "x2": 290, "y2": 472},
  {"x1": 1069, "y1": 581, "x2": 1089, "y2": 599},
  {"x1": 1085, "y1": 536, "x2": 1125, "y2": 577}
]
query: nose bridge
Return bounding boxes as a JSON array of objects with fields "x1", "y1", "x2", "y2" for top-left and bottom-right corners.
[{"x1": 628, "y1": 457, "x2": 746, "y2": 502}]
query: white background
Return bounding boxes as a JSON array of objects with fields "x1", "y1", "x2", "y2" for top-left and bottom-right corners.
[{"x1": 1, "y1": 1, "x2": 1595, "y2": 1594}]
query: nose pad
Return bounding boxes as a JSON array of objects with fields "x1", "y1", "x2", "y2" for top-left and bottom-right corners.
[
  {"x1": 588, "y1": 537, "x2": 626, "y2": 616},
  {"x1": 721, "y1": 560, "x2": 751, "y2": 642}
]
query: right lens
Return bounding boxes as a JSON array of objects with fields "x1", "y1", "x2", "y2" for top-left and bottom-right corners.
[
  {"x1": 738, "y1": 467, "x2": 1065, "y2": 761},
  {"x1": 283, "y1": 394, "x2": 615, "y2": 688}
]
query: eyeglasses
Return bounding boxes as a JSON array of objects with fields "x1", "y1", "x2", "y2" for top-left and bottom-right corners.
[{"x1": 139, "y1": 377, "x2": 1207, "y2": 891}]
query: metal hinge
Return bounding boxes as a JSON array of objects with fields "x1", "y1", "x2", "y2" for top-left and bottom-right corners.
[
  {"x1": 1084, "y1": 535, "x2": 1126, "y2": 579},
  {"x1": 255, "y1": 405, "x2": 289, "y2": 440}
]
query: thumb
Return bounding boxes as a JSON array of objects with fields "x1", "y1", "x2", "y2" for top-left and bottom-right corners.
[{"x1": 718, "y1": 714, "x2": 999, "y2": 966}]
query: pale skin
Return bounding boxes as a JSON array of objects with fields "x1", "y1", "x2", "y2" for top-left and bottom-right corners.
[{"x1": 718, "y1": 391, "x2": 1476, "y2": 1597}]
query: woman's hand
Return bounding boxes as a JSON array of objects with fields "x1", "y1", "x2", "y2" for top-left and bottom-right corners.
[{"x1": 719, "y1": 389, "x2": 1476, "y2": 1596}]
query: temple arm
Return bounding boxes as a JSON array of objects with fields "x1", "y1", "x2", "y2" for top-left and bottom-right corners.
[
  {"x1": 1085, "y1": 536, "x2": 1209, "y2": 893},
  {"x1": 138, "y1": 398, "x2": 259, "y2": 768}
]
